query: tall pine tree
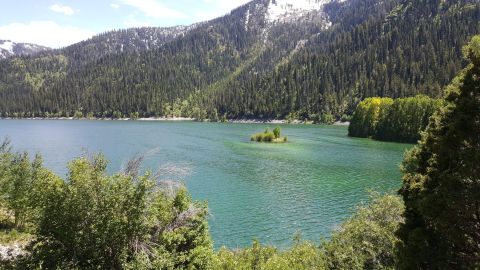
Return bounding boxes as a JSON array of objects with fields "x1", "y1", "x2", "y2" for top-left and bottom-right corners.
[{"x1": 397, "y1": 35, "x2": 480, "y2": 269}]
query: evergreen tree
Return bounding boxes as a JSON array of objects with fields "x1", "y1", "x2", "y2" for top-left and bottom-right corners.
[{"x1": 397, "y1": 35, "x2": 480, "y2": 269}]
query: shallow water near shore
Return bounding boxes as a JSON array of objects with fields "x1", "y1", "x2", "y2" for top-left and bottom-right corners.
[{"x1": 0, "y1": 120, "x2": 411, "y2": 249}]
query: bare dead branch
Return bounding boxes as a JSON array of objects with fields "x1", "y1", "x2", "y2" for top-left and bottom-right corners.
[
  {"x1": 122, "y1": 147, "x2": 161, "y2": 178},
  {"x1": 165, "y1": 205, "x2": 202, "y2": 232}
]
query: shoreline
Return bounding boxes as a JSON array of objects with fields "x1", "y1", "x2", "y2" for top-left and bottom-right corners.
[
  {"x1": 0, "y1": 117, "x2": 195, "y2": 122},
  {"x1": 0, "y1": 117, "x2": 350, "y2": 126}
]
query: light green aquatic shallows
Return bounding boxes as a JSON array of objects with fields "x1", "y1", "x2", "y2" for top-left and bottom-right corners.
[{"x1": 0, "y1": 120, "x2": 411, "y2": 249}]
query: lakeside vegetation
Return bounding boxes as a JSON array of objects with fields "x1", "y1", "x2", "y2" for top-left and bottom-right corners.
[
  {"x1": 250, "y1": 127, "x2": 288, "y2": 143},
  {"x1": 348, "y1": 95, "x2": 443, "y2": 143}
]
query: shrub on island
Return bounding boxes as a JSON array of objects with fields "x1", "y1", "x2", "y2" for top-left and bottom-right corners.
[{"x1": 251, "y1": 128, "x2": 287, "y2": 143}]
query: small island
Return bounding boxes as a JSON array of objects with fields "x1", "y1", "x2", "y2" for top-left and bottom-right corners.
[{"x1": 251, "y1": 127, "x2": 288, "y2": 143}]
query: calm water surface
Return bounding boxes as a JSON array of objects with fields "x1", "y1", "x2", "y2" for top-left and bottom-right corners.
[{"x1": 0, "y1": 120, "x2": 412, "y2": 249}]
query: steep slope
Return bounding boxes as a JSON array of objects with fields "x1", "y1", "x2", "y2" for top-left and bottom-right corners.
[
  {"x1": 209, "y1": 0, "x2": 480, "y2": 118},
  {"x1": 0, "y1": 0, "x2": 479, "y2": 119},
  {"x1": 0, "y1": 40, "x2": 50, "y2": 59}
]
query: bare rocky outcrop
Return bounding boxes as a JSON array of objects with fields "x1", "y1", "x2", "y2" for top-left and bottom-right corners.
[{"x1": 0, "y1": 243, "x2": 27, "y2": 262}]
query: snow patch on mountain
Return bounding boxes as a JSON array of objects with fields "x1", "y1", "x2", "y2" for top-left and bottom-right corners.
[
  {"x1": 245, "y1": 8, "x2": 251, "y2": 30},
  {"x1": 266, "y1": 0, "x2": 324, "y2": 23},
  {"x1": 245, "y1": 0, "x2": 345, "y2": 42},
  {"x1": 0, "y1": 40, "x2": 50, "y2": 59},
  {"x1": 0, "y1": 41, "x2": 14, "y2": 54},
  {"x1": 266, "y1": 0, "x2": 344, "y2": 25}
]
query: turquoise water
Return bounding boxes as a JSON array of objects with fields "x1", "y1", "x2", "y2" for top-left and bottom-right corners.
[{"x1": 0, "y1": 120, "x2": 411, "y2": 249}]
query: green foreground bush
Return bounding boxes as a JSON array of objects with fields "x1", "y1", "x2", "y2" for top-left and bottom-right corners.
[{"x1": 0, "y1": 140, "x2": 214, "y2": 269}]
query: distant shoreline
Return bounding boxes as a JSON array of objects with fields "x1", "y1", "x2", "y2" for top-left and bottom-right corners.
[
  {"x1": 0, "y1": 117, "x2": 350, "y2": 126},
  {"x1": 0, "y1": 117, "x2": 196, "y2": 122}
]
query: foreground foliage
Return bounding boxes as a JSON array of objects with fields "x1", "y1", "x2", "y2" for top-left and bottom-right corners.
[
  {"x1": 0, "y1": 139, "x2": 61, "y2": 231},
  {"x1": 0, "y1": 144, "x2": 214, "y2": 269},
  {"x1": 397, "y1": 35, "x2": 480, "y2": 269},
  {"x1": 323, "y1": 194, "x2": 404, "y2": 270}
]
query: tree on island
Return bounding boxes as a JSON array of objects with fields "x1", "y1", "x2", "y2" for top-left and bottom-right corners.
[
  {"x1": 397, "y1": 35, "x2": 480, "y2": 269},
  {"x1": 273, "y1": 127, "x2": 281, "y2": 139}
]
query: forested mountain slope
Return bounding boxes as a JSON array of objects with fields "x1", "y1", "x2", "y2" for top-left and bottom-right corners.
[
  {"x1": 210, "y1": 0, "x2": 480, "y2": 118},
  {"x1": 0, "y1": 0, "x2": 479, "y2": 119},
  {"x1": 62, "y1": 26, "x2": 196, "y2": 71}
]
